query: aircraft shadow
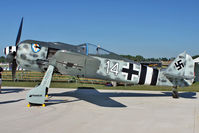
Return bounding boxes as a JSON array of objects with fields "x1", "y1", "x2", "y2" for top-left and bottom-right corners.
[
  {"x1": 48, "y1": 87, "x2": 197, "y2": 107},
  {"x1": 1, "y1": 88, "x2": 25, "y2": 94},
  {"x1": 0, "y1": 99, "x2": 24, "y2": 105},
  {"x1": 49, "y1": 88, "x2": 126, "y2": 107},
  {"x1": 45, "y1": 99, "x2": 80, "y2": 106}
]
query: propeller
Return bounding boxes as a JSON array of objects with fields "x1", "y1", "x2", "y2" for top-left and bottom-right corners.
[
  {"x1": 4, "y1": 17, "x2": 23, "y2": 81},
  {"x1": 12, "y1": 17, "x2": 23, "y2": 80}
]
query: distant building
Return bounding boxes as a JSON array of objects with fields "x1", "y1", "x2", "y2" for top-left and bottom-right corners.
[
  {"x1": 0, "y1": 62, "x2": 26, "y2": 71},
  {"x1": 161, "y1": 61, "x2": 173, "y2": 66},
  {"x1": 0, "y1": 63, "x2": 9, "y2": 66},
  {"x1": 140, "y1": 62, "x2": 162, "y2": 68},
  {"x1": 194, "y1": 57, "x2": 199, "y2": 63},
  {"x1": 2, "y1": 66, "x2": 25, "y2": 71}
]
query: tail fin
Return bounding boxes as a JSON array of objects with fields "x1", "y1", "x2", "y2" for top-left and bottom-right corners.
[{"x1": 164, "y1": 52, "x2": 195, "y2": 86}]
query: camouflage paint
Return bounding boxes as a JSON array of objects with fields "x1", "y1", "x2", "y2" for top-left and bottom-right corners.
[
  {"x1": 16, "y1": 42, "x2": 48, "y2": 71},
  {"x1": 9, "y1": 40, "x2": 195, "y2": 88}
]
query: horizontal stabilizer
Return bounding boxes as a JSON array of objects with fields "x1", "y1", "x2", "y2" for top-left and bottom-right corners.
[{"x1": 163, "y1": 73, "x2": 194, "y2": 80}]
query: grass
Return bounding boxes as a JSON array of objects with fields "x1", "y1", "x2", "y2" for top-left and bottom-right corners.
[
  {"x1": 2, "y1": 81, "x2": 199, "y2": 92},
  {"x1": 2, "y1": 71, "x2": 199, "y2": 92}
]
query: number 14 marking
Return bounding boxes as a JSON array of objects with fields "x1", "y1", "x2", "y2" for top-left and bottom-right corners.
[{"x1": 106, "y1": 60, "x2": 119, "y2": 76}]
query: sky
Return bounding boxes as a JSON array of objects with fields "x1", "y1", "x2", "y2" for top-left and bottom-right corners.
[{"x1": 0, "y1": 0, "x2": 199, "y2": 58}]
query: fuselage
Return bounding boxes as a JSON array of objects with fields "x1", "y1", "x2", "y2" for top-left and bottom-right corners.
[{"x1": 14, "y1": 39, "x2": 194, "y2": 88}]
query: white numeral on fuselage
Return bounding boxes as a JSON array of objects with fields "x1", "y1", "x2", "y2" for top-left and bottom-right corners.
[{"x1": 106, "y1": 60, "x2": 119, "y2": 76}]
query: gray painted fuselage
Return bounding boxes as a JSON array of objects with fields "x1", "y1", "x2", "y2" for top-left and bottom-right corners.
[{"x1": 16, "y1": 40, "x2": 195, "y2": 88}]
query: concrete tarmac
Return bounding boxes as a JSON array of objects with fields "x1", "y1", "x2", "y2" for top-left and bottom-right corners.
[{"x1": 0, "y1": 87, "x2": 198, "y2": 133}]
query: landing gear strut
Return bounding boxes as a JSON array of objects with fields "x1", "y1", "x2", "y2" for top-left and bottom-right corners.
[
  {"x1": 26, "y1": 65, "x2": 54, "y2": 106},
  {"x1": 172, "y1": 86, "x2": 179, "y2": 98}
]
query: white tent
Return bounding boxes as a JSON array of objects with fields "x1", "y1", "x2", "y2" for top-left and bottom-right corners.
[
  {"x1": 194, "y1": 57, "x2": 199, "y2": 82},
  {"x1": 194, "y1": 57, "x2": 199, "y2": 63}
]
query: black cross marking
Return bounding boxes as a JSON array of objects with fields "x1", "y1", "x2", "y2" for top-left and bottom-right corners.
[
  {"x1": 122, "y1": 63, "x2": 139, "y2": 80},
  {"x1": 175, "y1": 60, "x2": 184, "y2": 70}
]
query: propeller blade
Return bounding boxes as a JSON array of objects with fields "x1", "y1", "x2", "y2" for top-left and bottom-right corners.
[
  {"x1": 12, "y1": 18, "x2": 23, "y2": 80},
  {"x1": 15, "y1": 17, "x2": 23, "y2": 46},
  {"x1": 12, "y1": 59, "x2": 17, "y2": 81}
]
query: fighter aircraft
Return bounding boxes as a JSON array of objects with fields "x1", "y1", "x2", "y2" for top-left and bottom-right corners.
[{"x1": 4, "y1": 18, "x2": 195, "y2": 107}]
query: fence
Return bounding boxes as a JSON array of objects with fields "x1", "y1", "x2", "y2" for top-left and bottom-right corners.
[{"x1": 2, "y1": 71, "x2": 107, "y2": 84}]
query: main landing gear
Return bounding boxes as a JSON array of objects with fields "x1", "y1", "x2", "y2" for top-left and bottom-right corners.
[
  {"x1": 26, "y1": 65, "x2": 54, "y2": 107},
  {"x1": 172, "y1": 86, "x2": 179, "y2": 98}
]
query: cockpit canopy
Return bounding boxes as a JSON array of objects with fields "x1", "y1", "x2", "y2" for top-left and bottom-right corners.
[{"x1": 77, "y1": 43, "x2": 126, "y2": 60}]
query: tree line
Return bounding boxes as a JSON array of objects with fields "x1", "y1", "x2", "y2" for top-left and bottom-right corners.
[
  {"x1": 120, "y1": 55, "x2": 175, "y2": 62},
  {"x1": 121, "y1": 54, "x2": 199, "y2": 62},
  {"x1": 0, "y1": 56, "x2": 6, "y2": 63}
]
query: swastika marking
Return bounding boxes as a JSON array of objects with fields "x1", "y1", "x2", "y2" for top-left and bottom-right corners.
[{"x1": 175, "y1": 60, "x2": 184, "y2": 70}]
